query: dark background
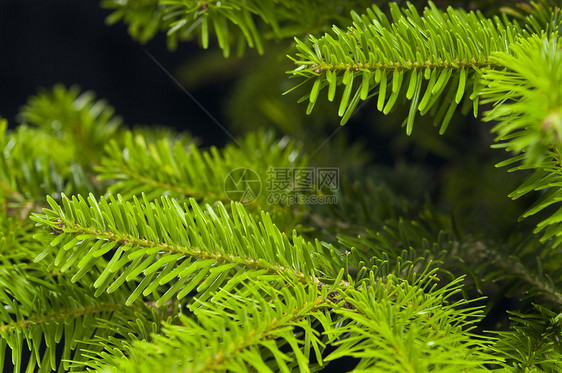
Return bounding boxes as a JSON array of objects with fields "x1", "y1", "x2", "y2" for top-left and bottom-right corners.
[{"x1": 0, "y1": 0, "x2": 229, "y2": 144}]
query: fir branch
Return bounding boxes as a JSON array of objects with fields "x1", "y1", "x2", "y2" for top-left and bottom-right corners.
[
  {"x1": 19, "y1": 85, "x2": 121, "y2": 168},
  {"x1": 501, "y1": 0, "x2": 562, "y2": 36},
  {"x1": 68, "y1": 306, "x2": 167, "y2": 371},
  {"x1": 0, "y1": 120, "x2": 94, "y2": 219},
  {"x1": 100, "y1": 279, "x2": 335, "y2": 372},
  {"x1": 491, "y1": 304, "x2": 562, "y2": 372},
  {"x1": 96, "y1": 130, "x2": 309, "y2": 224},
  {"x1": 0, "y1": 303, "x2": 123, "y2": 334},
  {"x1": 31, "y1": 193, "x2": 345, "y2": 308},
  {"x1": 326, "y1": 275, "x2": 498, "y2": 372},
  {"x1": 479, "y1": 237, "x2": 562, "y2": 308},
  {"x1": 0, "y1": 264, "x2": 142, "y2": 373},
  {"x1": 100, "y1": 0, "x2": 383, "y2": 55},
  {"x1": 100, "y1": 270, "x2": 500, "y2": 372},
  {"x1": 287, "y1": 1, "x2": 526, "y2": 130},
  {"x1": 482, "y1": 35, "x2": 562, "y2": 246},
  {"x1": 2, "y1": 1, "x2": 562, "y2": 371},
  {"x1": 482, "y1": 35, "x2": 562, "y2": 164}
]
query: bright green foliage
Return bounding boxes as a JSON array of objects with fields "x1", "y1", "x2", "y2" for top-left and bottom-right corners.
[
  {"x1": 288, "y1": 0, "x2": 562, "y2": 250},
  {"x1": 31, "y1": 193, "x2": 339, "y2": 306},
  {"x1": 97, "y1": 130, "x2": 305, "y2": 205},
  {"x1": 95, "y1": 129, "x2": 311, "y2": 231},
  {"x1": 287, "y1": 1, "x2": 524, "y2": 131},
  {"x1": 99, "y1": 273, "x2": 497, "y2": 373},
  {"x1": 2, "y1": 0, "x2": 562, "y2": 372},
  {"x1": 29, "y1": 191, "x2": 504, "y2": 371},
  {"x1": 0, "y1": 264, "x2": 134, "y2": 373},
  {"x1": 0, "y1": 120, "x2": 94, "y2": 219},
  {"x1": 502, "y1": 0, "x2": 562, "y2": 36},
  {"x1": 98, "y1": 278, "x2": 334, "y2": 372},
  {"x1": 102, "y1": 0, "x2": 269, "y2": 55},
  {"x1": 481, "y1": 35, "x2": 562, "y2": 247},
  {"x1": 482, "y1": 35, "x2": 562, "y2": 164},
  {"x1": 327, "y1": 275, "x2": 495, "y2": 372}
]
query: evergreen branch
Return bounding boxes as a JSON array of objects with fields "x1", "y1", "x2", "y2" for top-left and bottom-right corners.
[
  {"x1": 287, "y1": 1, "x2": 526, "y2": 131},
  {"x1": 320, "y1": 174, "x2": 562, "y2": 311},
  {"x1": 0, "y1": 264, "x2": 141, "y2": 373},
  {"x1": 502, "y1": 0, "x2": 562, "y2": 36},
  {"x1": 102, "y1": 279, "x2": 334, "y2": 372},
  {"x1": 100, "y1": 0, "x2": 382, "y2": 56},
  {"x1": 0, "y1": 120, "x2": 94, "y2": 219},
  {"x1": 334, "y1": 187, "x2": 562, "y2": 309},
  {"x1": 3, "y1": 1, "x2": 562, "y2": 371},
  {"x1": 102, "y1": 0, "x2": 268, "y2": 55},
  {"x1": 479, "y1": 237, "x2": 562, "y2": 308},
  {"x1": 491, "y1": 304, "x2": 562, "y2": 372},
  {"x1": 96, "y1": 268, "x2": 496, "y2": 372},
  {"x1": 0, "y1": 303, "x2": 122, "y2": 333},
  {"x1": 70, "y1": 306, "x2": 166, "y2": 371},
  {"x1": 326, "y1": 274, "x2": 498, "y2": 372},
  {"x1": 19, "y1": 85, "x2": 121, "y2": 168},
  {"x1": 97, "y1": 131, "x2": 225, "y2": 202},
  {"x1": 328, "y1": 181, "x2": 468, "y2": 286},
  {"x1": 96, "y1": 130, "x2": 308, "y2": 220},
  {"x1": 0, "y1": 216, "x2": 43, "y2": 264},
  {"x1": 31, "y1": 193, "x2": 344, "y2": 308},
  {"x1": 482, "y1": 35, "x2": 562, "y2": 246},
  {"x1": 482, "y1": 35, "x2": 562, "y2": 164}
]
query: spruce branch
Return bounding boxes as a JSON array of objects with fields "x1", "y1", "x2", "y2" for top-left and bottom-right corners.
[{"x1": 0, "y1": 120, "x2": 94, "y2": 219}]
